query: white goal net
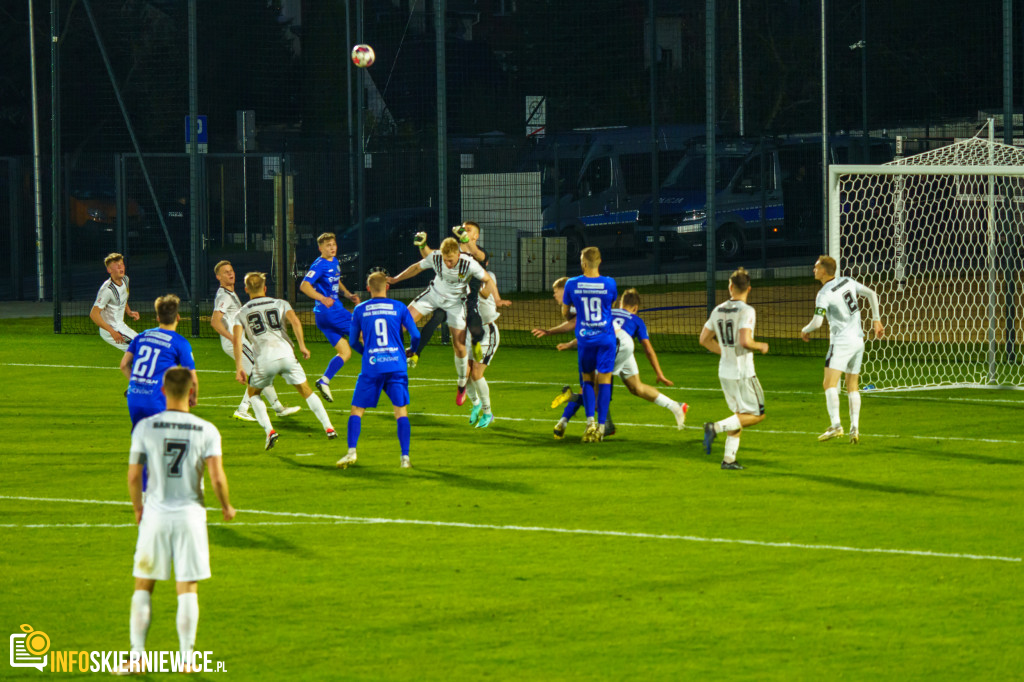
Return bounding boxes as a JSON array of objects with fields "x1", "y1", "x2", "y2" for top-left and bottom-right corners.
[{"x1": 829, "y1": 134, "x2": 1024, "y2": 391}]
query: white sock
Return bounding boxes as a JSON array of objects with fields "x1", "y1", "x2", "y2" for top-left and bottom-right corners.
[
  {"x1": 848, "y1": 391, "x2": 861, "y2": 430},
  {"x1": 237, "y1": 391, "x2": 251, "y2": 412},
  {"x1": 653, "y1": 393, "x2": 675, "y2": 410},
  {"x1": 262, "y1": 385, "x2": 282, "y2": 410},
  {"x1": 130, "y1": 590, "x2": 151, "y2": 655},
  {"x1": 723, "y1": 435, "x2": 740, "y2": 463},
  {"x1": 825, "y1": 387, "x2": 841, "y2": 427},
  {"x1": 466, "y1": 380, "x2": 479, "y2": 404},
  {"x1": 250, "y1": 397, "x2": 273, "y2": 435},
  {"x1": 455, "y1": 353, "x2": 469, "y2": 386},
  {"x1": 176, "y1": 593, "x2": 199, "y2": 663},
  {"x1": 305, "y1": 394, "x2": 333, "y2": 431},
  {"x1": 476, "y1": 377, "x2": 491, "y2": 413},
  {"x1": 556, "y1": 417, "x2": 568, "y2": 428},
  {"x1": 715, "y1": 414, "x2": 742, "y2": 433}
]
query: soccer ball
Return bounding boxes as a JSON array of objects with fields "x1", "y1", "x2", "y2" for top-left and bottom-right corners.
[{"x1": 351, "y1": 44, "x2": 375, "y2": 68}]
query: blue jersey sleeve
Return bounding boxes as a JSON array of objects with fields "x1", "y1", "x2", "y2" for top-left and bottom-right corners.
[
  {"x1": 402, "y1": 305, "x2": 420, "y2": 351},
  {"x1": 302, "y1": 258, "x2": 323, "y2": 286},
  {"x1": 349, "y1": 305, "x2": 365, "y2": 354},
  {"x1": 633, "y1": 314, "x2": 649, "y2": 341},
  {"x1": 176, "y1": 336, "x2": 196, "y2": 370}
]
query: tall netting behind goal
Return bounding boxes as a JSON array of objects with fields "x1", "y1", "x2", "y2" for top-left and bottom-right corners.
[{"x1": 829, "y1": 135, "x2": 1024, "y2": 391}]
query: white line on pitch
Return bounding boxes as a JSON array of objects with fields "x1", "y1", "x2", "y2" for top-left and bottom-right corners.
[
  {"x1": 0, "y1": 520, "x2": 361, "y2": 529},
  {"x1": 1, "y1": 495, "x2": 1018, "y2": 564}
]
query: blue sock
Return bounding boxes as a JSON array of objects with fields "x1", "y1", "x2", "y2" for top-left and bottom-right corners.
[
  {"x1": 597, "y1": 383, "x2": 612, "y2": 425},
  {"x1": 323, "y1": 355, "x2": 345, "y2": 381},
  {"x1": 396, "y1": 416, "x2": 411, "y2": 456},
  {"x1": 347, "y1": 415, "x2": 362, "y2": 449},
  {"x1": 561, "y1": 399, "x2": 582, "y2": 421},
  {"x1": 582, "y1": 383, "x2": 596, "y2": 419}
]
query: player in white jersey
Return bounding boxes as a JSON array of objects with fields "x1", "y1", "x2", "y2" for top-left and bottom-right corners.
[
  {"x1": 210, "y1": 260, "x2": 299, "y2": 423},
  {"x1": 388, "y1": 237, "x2": 509, "y2": 405},
  {"x1": 89, "y1": 252, "x2": 139, "y2": 351},
  {"x1": 232, "y1": 272, "x2": 337, "y2": 451},
  {"x1": 800, "y1": 255, "x2": 885, "y2": 444},
  {"x1": 464, "y1": 271, "x2": 504, "y2": 429},
  {"x1": 699, "y1": 267, "x2": 769, "y2": 470},
  {"x1": 124, "y1": 367, "x2": 235, "y2": 674}
]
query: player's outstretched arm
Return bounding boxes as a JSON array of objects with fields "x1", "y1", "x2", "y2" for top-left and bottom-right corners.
[
  {"x1": 480, "y1": 275, "x2": 511, "y2": 307},
  {"x1": 414, "y1": 231, "x2": 432, "y2": 257},
  {"x1": 206, "y1": 456, "x2": 236, "y2": 521},
  {"x1": 286, "y1": 309, "x2": 310, "y2": 359},
  {"x1": 189, "y1": 369, "x2": 199, "y2": 406},
  {"x1": 739, "y1": 328, "x2": 769, "y2": 354},
  {"x1": 532, "y1": 319, "x2": 576, "y2": 337},
  {"x1": 699, "y1": 326, "x2": 722, "y2": 356},
  {"x1": 639, "y1": 339, "x2": 673, "y2": 386},
  {"x1": 388, "y1": 262, "x2": 426, "y2": 285},
  {"x1": 556, "y1": 338, "x2": 578, "y2": 352}
]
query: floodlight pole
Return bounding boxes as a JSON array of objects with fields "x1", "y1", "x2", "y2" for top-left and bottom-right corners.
[
  {"x1": 50, "y1": 0, "x2": 61, "y2": 330},
  {"x1": 705, "y1": 0, "x2": 717, "y2": 319},
  {"x1": 28, "y1": 0, "x2": 45, "y2": 301}
]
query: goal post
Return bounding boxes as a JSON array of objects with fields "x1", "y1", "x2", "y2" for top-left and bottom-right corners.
[{"x1": 828, "y1": 143, "x2": 1024, "y2": 391}]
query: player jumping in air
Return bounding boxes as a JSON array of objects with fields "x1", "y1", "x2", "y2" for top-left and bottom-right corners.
[
  {"x1": 233, "y1": 272, "x2": 337, "y2": 450},
  {"x1": 388, "y1": 237, "x2": 508, "y2": 406},
  {"x1": 699, "y1": 267, "x2": 769, "y2": 470},
  {"x1": 300, "y1": 232, "x2": 361, "y2": 403},
  {"x1": 800, "y1": 255, "x2": 885, "y2": 444},
  {"x1": 464, "y1": 269, "x2": 505, "y2": 429},
  {"x1": 90, "y1": 252, "x2": 139, "y2": 351},
  {"x1": 337, "y1": 271, "x2": 421, "y2": 469},
  {"x1": 211, "y1": 260, "x2": 299, "y2": 422}
]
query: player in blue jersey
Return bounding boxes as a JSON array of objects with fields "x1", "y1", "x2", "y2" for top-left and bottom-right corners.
[
  {"x1": 119, "y1": 294, "x2": 199, "y2": 428},
  {"x1": 336, "y1": 271, "x2": 421, "y2": 470},
  {"x1": 300, "y1": 232, "x2": 361, "y2": 403},
  {"x1": 561, "y1": 247, "x2": 617, "y2": 442}
]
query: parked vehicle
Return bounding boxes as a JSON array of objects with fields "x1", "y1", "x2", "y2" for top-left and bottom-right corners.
[
  {"x1": 636, "y1": 134, "x2": 896, "y2": 261},
  {"x1": 68, "y1": 172, "x2": 143, "y2": 243},
  {"x1": 540, "y1": 124, "x2": 703, "y2": 258}
]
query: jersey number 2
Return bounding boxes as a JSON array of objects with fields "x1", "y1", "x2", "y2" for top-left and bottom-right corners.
[{"x1": 842, "y1": 291, "x2": 859, "y2": 314}]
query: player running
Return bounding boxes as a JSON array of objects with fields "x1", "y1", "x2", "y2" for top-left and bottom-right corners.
[
  {"x1": 233, "y1": 272, "x2": 337, "y2": 450},
  {"x1": 800, "y1": 255, "x2": 885, "y2": 444},
  {"x1": 122, "y1": 367, "x2": 235, "y2": 675},
  {"x1": 337, "y1": 271, "x2": 420, "y2": 469},
  {"x1": 699, "y1": 267, "x2": 769, "y2": 470},
  {"x1": 561, "y1": 247, "x2": 617, "y2": 443},
  {"x1": 387, "y1": 237, "x2": 508, "y2": 405},
  {"x1": 300, "y1": 232, "x2": 361, "y2": 403},
  {"x1": 211, "y1": 260, "x2": 299, "y2": 422},
  {"x1": 90, "y1": 252, "x2": 139, "y2": 351}
]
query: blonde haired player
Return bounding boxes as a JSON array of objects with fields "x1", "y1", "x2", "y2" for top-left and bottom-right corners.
[
  {"x1": 210, "y1": 260, "x2": 299, "y2": 422},
  {"x1": 388, "y1": 237, "x2": 508, "y2": 405},
  {"x1": 90, "y1": 252, "x2": 139, "y2": 350},
  {"x1": 699, "y1": 267, "x2": 769, "y2": 470},
  {"x1": 124, "y1": 368, "x2": 235, "y2": 674},
  {"x1": 232, "y1": 272, "x2": 337, "y2": 450},
  {"x1": 800, "y1": 255, "x2": 885, "y2": 444}
]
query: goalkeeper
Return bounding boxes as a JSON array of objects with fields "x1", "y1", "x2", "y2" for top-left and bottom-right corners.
[
  {"x1": 800, "y1": 255, "x2": 885, "y2": 444},
  {"x1": 407, "y1": 221, "x2": 490, "y2": 366}
]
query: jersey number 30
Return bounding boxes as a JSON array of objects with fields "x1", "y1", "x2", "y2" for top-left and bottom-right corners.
[{"x1": 247, "y1": 310, "x2": 282, "y2": 335}]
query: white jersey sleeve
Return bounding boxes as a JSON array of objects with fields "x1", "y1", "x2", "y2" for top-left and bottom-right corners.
[
  {"x1": 93, "y1": 277, "x2": 129, "y2": 329},
  {"x1": 477, "y1": 270, "x2": 500, "y2": 325},
  {"x1": 213, "y1": 288, "x2": 242, "y2": 329},
  {"x1": 130, "y1": 412, "x2": 223, "y2": 513}
]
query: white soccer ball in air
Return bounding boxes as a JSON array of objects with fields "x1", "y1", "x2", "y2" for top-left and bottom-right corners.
[{"x1": 351, "y1": 44, "x2": 375, "y2": 68}]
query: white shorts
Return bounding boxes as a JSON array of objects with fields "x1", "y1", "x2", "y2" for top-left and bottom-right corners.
[
  {"x1": 825, "y1": 340, "x2": 865, "y2": 375},
  {"x1": 719, "y1": 376, "x2": 766, "y2": 416},
  {"x1": 250, "y1": 355, "x2": 306, "y2": 389},
  {"x1": 474, "y1": 322, "x2": 500, "y2": 365},
  {"x1": 133, "y1": 506, "x2": 211, "y2": 582},
  {"x1": 612, "y1": 329, "x2": 639, "y2": 379},
  {"x1": 410, "y1": 287, "x2": 467, "y2": 330},
  {"x1": 221, "y1": 337, "x2": 257, "y2": 375},
  {"x1": 100, "y1": 325, "x2": 137, "y2": 352}
]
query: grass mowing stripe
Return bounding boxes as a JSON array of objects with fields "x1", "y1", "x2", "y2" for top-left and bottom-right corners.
[{"x1": 3, "y1": 495, "x2": 1018, "y2": 563}]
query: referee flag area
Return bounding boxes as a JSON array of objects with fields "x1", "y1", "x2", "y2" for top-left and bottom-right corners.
[{"x1": 1, "y1": 317, "x2": 1021, "y2": 680}]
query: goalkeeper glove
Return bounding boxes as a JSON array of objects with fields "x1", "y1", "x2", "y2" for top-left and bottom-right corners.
[
  {"x1": 452, "y1": 224, "x2": 470, "y2": 243},
  {"x1": 413, "y1": 231, "x2": 427, "y2": 248}
]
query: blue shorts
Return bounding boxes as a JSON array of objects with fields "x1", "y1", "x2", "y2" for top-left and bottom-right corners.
[
  {"x1": 577, "y1": 336, "x2": 617, "y2": 374},
  {"x1": 352, "y1": 371, "x2": 410, "y2": 409},
  {"x1": 315, "y1": 304, "x2": 353, "y2": 347},
  {"x1": 128, "y1": 395, "x2": 165, "y2": 429}
]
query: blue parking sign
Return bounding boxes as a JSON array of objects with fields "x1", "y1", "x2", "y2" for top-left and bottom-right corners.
[{"x1": 184, "y1": 115, "x2": 208, "y2": 144}]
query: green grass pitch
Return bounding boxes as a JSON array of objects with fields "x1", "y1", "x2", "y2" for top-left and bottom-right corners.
[{"x1": 1, "y1": 317, "x2": 1021, "y2": 680}]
